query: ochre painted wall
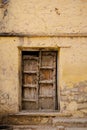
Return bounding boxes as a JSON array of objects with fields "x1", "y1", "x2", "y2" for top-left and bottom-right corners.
[
  {"x1": 0, "y1": 37, "x2": 87, "y2": 117},
  {"x1": 0, "y1": 0, "x2": 87, "y2": 35},
  {"x1": 0, "y1": 0, "x2": 87, "y2": 118}
]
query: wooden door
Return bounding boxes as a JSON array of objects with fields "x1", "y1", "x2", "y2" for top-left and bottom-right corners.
[{"x1": 22, "y1": 51, "x2": 57, "y2": 111}]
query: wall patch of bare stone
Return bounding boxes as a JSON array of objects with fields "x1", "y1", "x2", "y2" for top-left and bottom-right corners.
[{"x1": 60, "y1": 81, "x2": 87, "y2": 117}]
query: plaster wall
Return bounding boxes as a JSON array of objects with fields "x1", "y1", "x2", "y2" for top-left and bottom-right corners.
[
  {"x1": 0, "y1": 0, "x2": 87, "y2": 120},
  {"x1": 0, "y1": 37, "x2": 87, "y2": 117},
  {"x1": 0, "y1": 0, "x2": 87, "y2": 35}
]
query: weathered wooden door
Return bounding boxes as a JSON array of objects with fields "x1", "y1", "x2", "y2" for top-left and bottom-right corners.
[{"x1": 22, "y1": 51, "x2": 57, "y2": 111}]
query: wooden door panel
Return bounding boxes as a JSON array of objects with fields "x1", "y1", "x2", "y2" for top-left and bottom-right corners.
[
  {"x1": 39, "y1": 84, "x2": 54, "y2": 96},
  {"x1": 22, "y1": 101, "x2": 38, "y2": 110},
  {"x1": 23, "y1": 88, "x2": 37, "y2": 99},
  {"x1": 24, "y1": 74, "x2": 37, "y2": 84},
  {"x1": 39, "y1": 98, "x2": 54, "y2": 110},
  {"x1": 41, "y1": 56, "x2": 54, "y2": 67},
  {"x1": 23, "y1": 59, "x2": 38, "y2": 71},
  {"x1": 41, "y1": 52, "x2": 56, "y2": 67},
  {"x1": 40, "y1": 70, "x2": 53, "y2": 81}
]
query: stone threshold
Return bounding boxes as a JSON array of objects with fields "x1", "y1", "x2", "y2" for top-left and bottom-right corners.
[
  {"x1": 5, "y1": 111, "x2": 87, "y2": 127},
  {"x1": 9, "y1": 111, "x2": 71, "y2": 117},
  {"x1": 13, "y1": 125, "x2": 57, "y2": 129}
]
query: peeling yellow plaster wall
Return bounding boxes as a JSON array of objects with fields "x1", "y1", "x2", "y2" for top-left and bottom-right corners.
[
  {"x1": 0, "y1": 37, "x2": 19, "y2": 114},
  {"x1": 0, "y1": 37, "x2": 87, "y2": 114},
  {"x1": 0, "y1": 0, "x2": 87, "y2": 35},
  {"x1": 61, "y1": 38, "x2": 87, "y2": 88}
]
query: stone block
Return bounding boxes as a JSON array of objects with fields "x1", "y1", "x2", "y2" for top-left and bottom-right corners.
[
  {"x1": 56, "y1": 126, "x2": 65, "y2": 130},
  {"x1": 78, "y1": 103, "x2": 87, "y2": 110},
  {"x1": 72, "y1": 110, "x2": 84, "y2": 118},
  {"x1": 66, "y1": 128, "x2": 87, "y2": 130},
  {"x1": 66, "y1": 101, "x2": 78, "y2": 111}
]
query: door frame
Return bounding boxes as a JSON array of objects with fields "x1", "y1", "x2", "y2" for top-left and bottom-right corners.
[{"x1": 18, "y1": 47, "x2": 60, "y2": 112}]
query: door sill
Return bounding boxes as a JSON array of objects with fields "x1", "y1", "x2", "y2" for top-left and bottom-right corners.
[{"x1": 9, "y1": 110, "x2": 72, "y2": 117}]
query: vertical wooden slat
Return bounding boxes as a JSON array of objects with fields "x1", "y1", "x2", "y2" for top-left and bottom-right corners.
[
  {"x1": 19, "y1": 50, "x2": 22, "y2": 110},
  {"x1": 38, "y1": 51, "x2": 41, "y2": 109},
  {"x1": 55, "y1": 51, "x2": 58, "y2": 110}
]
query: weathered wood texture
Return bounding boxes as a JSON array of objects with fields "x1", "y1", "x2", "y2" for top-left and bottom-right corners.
[{"x1": 22, "y1": 51, "x2": 57, "y2": 111}]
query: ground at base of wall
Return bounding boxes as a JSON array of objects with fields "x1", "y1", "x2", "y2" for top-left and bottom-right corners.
[
  {"x1": 13, "y1": 125, "x2": 57, "y2": 130},
  {"x1": 0, "y1": 125, "x2": 87, "y2": 130},
  {"x1": 12, "y1": 125, "x2": 87, "y2": 130},
  {"x1": 0, "y1": 114, "x2": 87, "y2": 130}
]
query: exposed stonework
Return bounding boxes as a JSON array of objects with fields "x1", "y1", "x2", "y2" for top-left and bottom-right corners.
[
  {"x1": 60, "y1": 81, "x2": 87, "y2": 117},
  {"x1": 13, "y1": 125, "x2": 57, "y2": 130},
  {"x1": 1, "y1": 115, "x2": 87, "y2": 129}
]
